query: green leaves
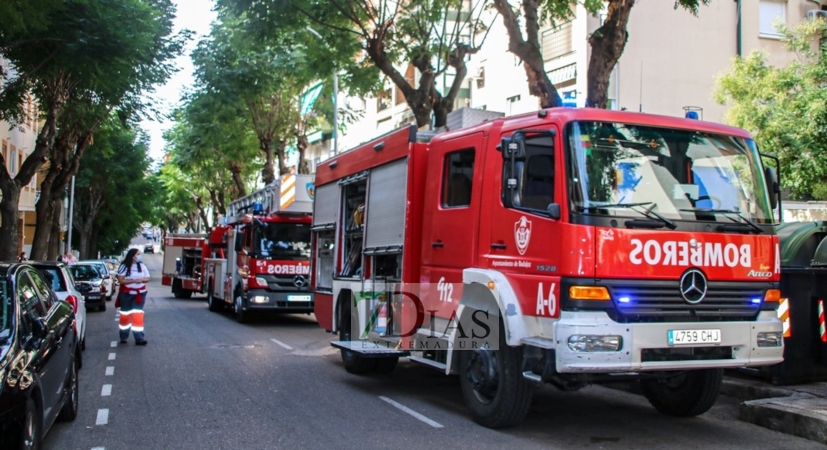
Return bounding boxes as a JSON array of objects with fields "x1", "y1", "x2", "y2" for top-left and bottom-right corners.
[{"x1": 716, "y1": 19, "x2": 827, "y2": 200}]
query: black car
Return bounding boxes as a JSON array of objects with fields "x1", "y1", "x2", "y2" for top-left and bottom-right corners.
[
  {"x1": 67, "y1": 264, "x2": 106, "y2": 312},
  {"x1": 0, "y1": 263, "x2": 79, "y2": 449},
  {"x1": 144, "y1": 243, "x2": 154, "y2": 254}
]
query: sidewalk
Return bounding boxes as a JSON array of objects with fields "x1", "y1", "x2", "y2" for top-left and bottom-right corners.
[{"x1": 722, "y1": 373, "x2": 827, "y2": 444}]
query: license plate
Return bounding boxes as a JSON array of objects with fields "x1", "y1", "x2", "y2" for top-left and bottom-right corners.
[
  {"x1": 287, "y1": 294, "x2": 311, "y2": 302},
  {"x1": 667, "y1": 329, "x2": 721, "y2": 345}
]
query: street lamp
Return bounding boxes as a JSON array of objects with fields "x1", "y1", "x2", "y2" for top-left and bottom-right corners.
[{"x1": 306, "y1": 26, "x2": 338, "y2": 156}]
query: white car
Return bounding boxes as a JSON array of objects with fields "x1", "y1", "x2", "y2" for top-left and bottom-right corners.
[
  {"x1": 83, "y1": 260, "x2": 115, "y2": 301},
  {"x1": 32, "y1": 262, "x2": 87, "y2": 353}
]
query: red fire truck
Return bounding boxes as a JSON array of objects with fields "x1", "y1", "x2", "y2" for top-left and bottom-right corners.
[
  {"x1": 311, "y1": 108, "x2": 785, "y2": 428},
  {"x1": 162, "y1": 174, "x2": 315, "y2": 322}
]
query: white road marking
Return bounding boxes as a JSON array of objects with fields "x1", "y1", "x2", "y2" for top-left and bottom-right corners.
[
  {"x1": 91, "y1": 447, "x2": 105, "y2": 450},
  {"x1": 101, "y1": 384, "x2": 112, "y2": 396},
  {"x1": 105, "y1": 366, "x2": 114, "y2": 376},
  {"x1": 379, "y1": 396, "x2": 444, "y2": 428},
  {"x1": 110, "y1": 341, "x2": 117, "y2": 347},
  {"x1": 108, "y1": 353, "x2": 116, "y2": 361},
  {"x1": 270, "y1": 338, "x2": 293, "y2": 350},
  {"x1": 96, "y1": 408, "x2": 109, "y2": 425}
]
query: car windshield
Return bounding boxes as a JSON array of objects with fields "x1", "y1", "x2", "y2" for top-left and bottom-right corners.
[
  {"x1": 69, "y1": 265, "x2": 100, "y2": 280},
  {"x1": 254, "y1": 223, "x2": 311, "y2": 260},
  {"x1": 567, "y1": 121, "x2": 773, "y2": 223},
  {"x1": 0, "y1": 280, "x2": 10, "y2": 344},
  {"x1": 37, "y1": 267, "x2": 67, "y2": 292}
]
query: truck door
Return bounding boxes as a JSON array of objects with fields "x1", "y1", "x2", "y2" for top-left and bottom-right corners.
[
  {"x1": 482, "y1": 127, "x2": 564, "y2": 319},
  {"x1": 421, "y1": 132, "x2": 485, "y2": 316}
]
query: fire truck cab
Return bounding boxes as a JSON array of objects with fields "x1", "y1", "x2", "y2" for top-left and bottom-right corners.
[{"x1": 312, "y1": 108, "x2": 784, "y2": 428}]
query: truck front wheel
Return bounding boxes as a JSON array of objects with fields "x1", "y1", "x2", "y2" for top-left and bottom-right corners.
[
  {"x1": 234, "y1": 286, "x2": 247, "y2": 323},
  {"x1": 641, "y1": 369, "x2": 723, "y2": 417},
  {"x1": 338, "y1": 297, "x2": 376, "y2": 374},
  {"x1": 458, "y1": 324, "x2": 534, "y2": 428}
]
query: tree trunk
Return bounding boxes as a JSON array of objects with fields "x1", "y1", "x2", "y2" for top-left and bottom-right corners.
[
  {"x1": 586, "y1": 0, "x2": 635, "y2": 109},
  {"x1": 260, "y1": 138, "x2": 275, "y2": 184},
  {"x1": 0, "y1": 182, "x2": 22, "y2": 261},
  {"x1": 492, "y1": 0, "x2": 563, "y2": 109},
  {"x1": 48, "y1": 202, "x2": 62, "y2": 260},
  {"x1": 229, "y1": 163, "x2": 246, "y2": 199},
  {"x1": 275, "y1": 140, "x2": 287, "y2": 176},
  {"x1": 296, "y1": 133, "x2": 309, "y2": 174}
]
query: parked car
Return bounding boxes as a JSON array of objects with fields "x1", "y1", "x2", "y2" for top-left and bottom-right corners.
[
  {"x1": 81, "y1": 260, "x2": 114, "y2": 301},
  {"x1": 67, "y1": 264, "x2": 106, "y2": 312},
  {"x1": 30, "y1": 261, "x2": 87, "y2": 353},
  {"x1": 0, "y1": 263, "x2": 79, "y2": 449},
  {"x1": 144, "y1": 243, "x2": 154, "y2": 254}
]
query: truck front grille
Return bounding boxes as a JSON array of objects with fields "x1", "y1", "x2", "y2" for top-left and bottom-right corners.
[{"x1": 604, "y1": 280, "x2": 765, "y2": 323}]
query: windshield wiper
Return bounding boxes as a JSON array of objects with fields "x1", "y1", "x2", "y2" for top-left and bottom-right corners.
[
  {"x1": 679, "y1": 208, "x2": 763, "y2": 234},
  {"x1": 585, "y1": 202, "x2": 677, "y2": 229}
]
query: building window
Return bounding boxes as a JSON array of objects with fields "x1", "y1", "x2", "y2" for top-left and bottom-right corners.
[
  {"x1": 507, "y1": 95, "x2": 521, "y2": 116},
  {"x1": 10, "y1": 149, "x2": 16, "y2": 176},
  {"x1": 542, "y1": 21, "x2": 574, "y2": 62},
  {"x1": 759, "y1": 0, "x2": 786, "y2": 39},
  {"x1": 441, "y1": 149, "x2": 475, "y2": 208}
]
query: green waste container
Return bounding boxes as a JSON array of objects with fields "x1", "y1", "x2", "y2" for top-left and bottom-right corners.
[{"x1": 751, "y1": 222, "x2": 827, "y2": 385}]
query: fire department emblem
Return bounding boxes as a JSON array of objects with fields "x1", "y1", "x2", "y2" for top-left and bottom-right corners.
[
  {"x1": 306, "y1": 182, "x2": 315, "y2": 201},
  {"x1": 514, "y1": 216, "x2": 532, "y2": 255}
]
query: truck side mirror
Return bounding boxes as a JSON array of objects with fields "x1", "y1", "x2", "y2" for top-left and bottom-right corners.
[
  {"x1": 500, "y1": 136, "x2": 526, "y2": 159},
  {"x1": 547, "y1": 203, "x2": 561, "y2": 220},
  {"x1": 234, "y1": 232, "x2": 244, "y2": 252},
  {"x1": 765, "y1": 166, "x2": 779, "y2": 210}
]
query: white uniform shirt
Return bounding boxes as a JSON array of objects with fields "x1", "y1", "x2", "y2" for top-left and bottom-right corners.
[{"x1": 118, "y1": 262, "x2": 150, "y2": 293}]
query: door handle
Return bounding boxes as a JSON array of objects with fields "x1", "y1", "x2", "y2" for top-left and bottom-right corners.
[
  {"x1": 432, "y1": 241, "x2": 444, "y2": 248},
  {"x1": 491, "y1": 243, "x2": 507, "y2": 250}
]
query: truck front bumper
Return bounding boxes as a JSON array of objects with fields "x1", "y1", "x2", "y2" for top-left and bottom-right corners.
[
  {"x1": 243, "y1": 289, "x2": 314, "y2": 313},
  {"x1": 546, "y1": 311, "x2": 783, "y2": 373}
]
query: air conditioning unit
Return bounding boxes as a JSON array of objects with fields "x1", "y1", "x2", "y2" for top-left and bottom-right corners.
[{"x1": 807, "y1": 9, "x2": 827, "y2": 20}]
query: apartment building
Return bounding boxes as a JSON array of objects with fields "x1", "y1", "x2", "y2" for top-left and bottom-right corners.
[{"x1": 305, "y1": 0, "x2": 823, "y2": 168}]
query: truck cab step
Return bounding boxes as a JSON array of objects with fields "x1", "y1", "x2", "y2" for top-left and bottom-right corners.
[{"x1": 330, "y1": 341, "x2": 410, "y2": 358}]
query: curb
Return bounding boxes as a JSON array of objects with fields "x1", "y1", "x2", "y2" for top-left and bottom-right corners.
[{"x1": 740, "y1": 394, "x2": 827, "y2": 444}]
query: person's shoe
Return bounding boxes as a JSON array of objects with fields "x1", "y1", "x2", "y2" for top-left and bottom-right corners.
[{"x1": 136, "y1": 339, "x2": 148, "y2": 346}]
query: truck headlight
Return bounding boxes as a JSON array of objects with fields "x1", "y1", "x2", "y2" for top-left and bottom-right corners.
[
  {"x1": 757, "y1": 331, "x2": 783, "y2": 347},
  {"x1": 567, "y1": 335, "x2": 622, "y2": 352},
  {"x1": 252, "y1": 296, "x2": 268, "y2": 304}
]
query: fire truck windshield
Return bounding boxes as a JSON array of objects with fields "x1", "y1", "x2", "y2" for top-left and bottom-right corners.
[
  {"x1": 567, "y1": 121, "x2": 773, "y2": 224},
  {"x1": 254, "y1": 223, "x2": 311, "y2": 260}
]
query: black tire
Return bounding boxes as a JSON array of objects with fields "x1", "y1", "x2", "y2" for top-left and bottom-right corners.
[
  {"x1": 338, "y1": 296, "x2": 376, "y2": 374},
  {"x1": 75, "y1": 345, "x2": 83, "y2": 370},
  {"x1": 99, "y1": 302, "x2": 106, "y2": 312},
  {"x1": 172, "y1": 280, "x2": 182, "y2": 299},
  {"x1": 178, "y1": 289, "x2": 193, "y2": 299},
  {"x1": 234, "y1": 287, "x2": 247, "y2": 324},
  {"x1": 459, "y1": 319, "x2": 534, "y2": 429},
  {"x1": 57, "y1": 354, "x2": 79, "y2": 422},
  {"x1": 20, "y1": 398, "x2": 41, "y2": 450},
  {"x1": 374, "y1": 357, "x2": 399, "y2": 374},
  {"x1": 641, "y1": 369, "x2": 723, "y2": 417},
  {"x1": 207, "y1": 283, "x2": 221, "y2": 312},
  {"x1": 81, "y1": 336, "x2": 86, "y2": 351}
]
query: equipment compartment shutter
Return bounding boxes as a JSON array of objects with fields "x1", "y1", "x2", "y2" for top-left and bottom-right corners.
[
  {"x1": 313, "y1": 182, "x2": 340, "y2": 228},
  {"x1": 365, "y1": 158, "x2": 408, "y2": 251}
]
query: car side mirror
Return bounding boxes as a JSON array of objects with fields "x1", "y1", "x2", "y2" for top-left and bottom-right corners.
[{"x1": 31, "y1": 316, "x2": 48, "y2": 339}]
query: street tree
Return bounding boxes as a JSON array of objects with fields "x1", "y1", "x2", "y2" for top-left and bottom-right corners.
[
  {"x1": 0, "y1": 0, "x2": 187, "y2": 260},
  {"x1": 72, "y1": 118, "x2": 156, "y2": 259},
  {"x1": 493, "y1": 0, "x2": 709, "y2": 109},
  {"x1": 226, "y1": 0, "x2": 494, "y2": 129},
  {"x1": 716, "y1": 19, "x2": 827, "y2": 200}
]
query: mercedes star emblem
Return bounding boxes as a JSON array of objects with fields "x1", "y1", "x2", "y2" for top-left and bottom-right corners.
[
  {"x1": 679, "y1": 269, "x2": 707, "y2": 304},
  {"x1": 293, "y1": 276, "x2": 306, "y2": 288}
]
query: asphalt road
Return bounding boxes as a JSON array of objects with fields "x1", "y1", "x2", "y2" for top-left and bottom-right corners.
[{"x1": 43, "y1": 252, "x2": 825, "y2": 450}]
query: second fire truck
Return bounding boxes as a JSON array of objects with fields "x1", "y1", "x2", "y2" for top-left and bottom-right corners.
[
  {"x1": 311, "y1": 108, "x2": 784, "y2": 428},
  {"x1": 162, "y1": 174, "x2": 315, "y2": 322}
]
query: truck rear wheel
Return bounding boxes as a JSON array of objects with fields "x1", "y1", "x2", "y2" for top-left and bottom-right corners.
[
  {"x1": 458, "y1": 321, "x2": 533, "y2": 428},
  {"x1": 172, "y1": 279, "x2": 183, "y2": 299},
  {"x1": 641, "y1": 369, "x2": 723, "y2": 417},
  {"x1": 339, "y1": 297, "x2": 376, "y2": 374}
]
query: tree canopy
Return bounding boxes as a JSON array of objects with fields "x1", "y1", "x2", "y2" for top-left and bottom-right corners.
[{"x1": 716, "y1": 19, "x2": 827, "y2": 200}]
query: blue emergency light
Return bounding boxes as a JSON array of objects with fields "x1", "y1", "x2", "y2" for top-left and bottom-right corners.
[
  {"x1": 253, "y1": 202, "x2": 264, "y2": 214},
  {"x1": 685, "y1": 111, "x2": 699, "y2": 120}
]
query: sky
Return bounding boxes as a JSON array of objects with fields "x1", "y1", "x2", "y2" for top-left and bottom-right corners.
[{"x1": 140, "y1": 0, "x2": 217, "y2": 161}]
